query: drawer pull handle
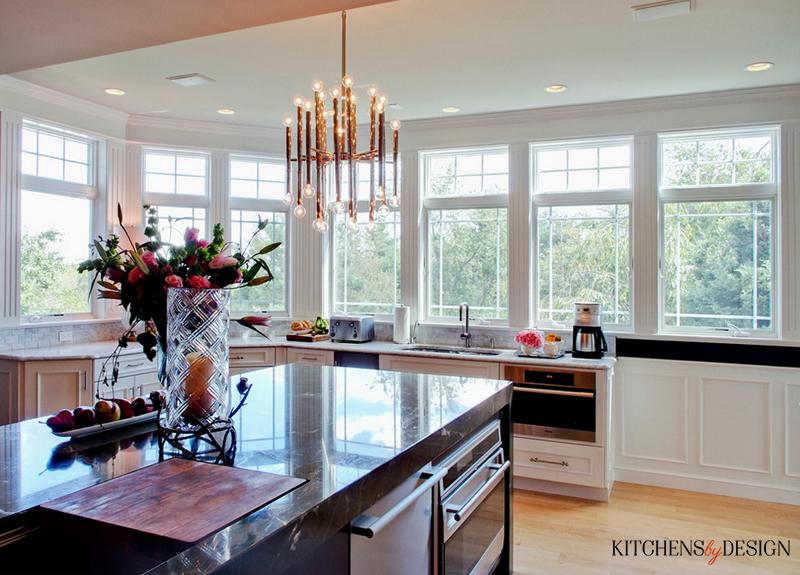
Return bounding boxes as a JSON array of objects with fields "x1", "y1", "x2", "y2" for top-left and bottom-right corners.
[
  {"x1": 231, "y1": 355, "x2": 245, "y2": 360},
  {"x1": 123, "y1": 362, "x2": 144, "y2": 369},
  {"x1": 530, "y1": 457, "x2": 568, "y2": 467}
]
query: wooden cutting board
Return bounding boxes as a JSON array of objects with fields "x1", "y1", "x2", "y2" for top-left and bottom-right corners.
[
  {"x1": 40, "y1": 458, "x2": 306, "y2": 544},
  {"x1": 286, "y1": 333, "x2": 331, "y2": 342}
]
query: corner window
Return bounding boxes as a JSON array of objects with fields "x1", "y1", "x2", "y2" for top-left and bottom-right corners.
[
  {"x1": 532, "y1": 138, "x2": 633, "y2": 328},
  {"x1": 422, "y1": 147, "x2": 509, "y2": 322},
  {"x1": 19, "y1": 120, "x2": 97, "y2": 318},
  {"x1": 658, "y1": 128, "x2": 777, "y2": 333}
]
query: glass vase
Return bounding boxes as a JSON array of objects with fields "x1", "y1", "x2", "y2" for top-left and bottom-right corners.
[{"x1": 164, "y1": 288, "x2": 231, "y2": 431}]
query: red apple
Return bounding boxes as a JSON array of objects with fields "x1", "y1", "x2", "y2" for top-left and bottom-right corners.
[
  {"x1": 94, "y1": 400, "x2": 121, "y2": 424},
  {"x1": 112, "y1": 398, "x2": 134, "y2": 419},
  {"x1": 131, "y1": 396, "x2": 152, "y2": 416},
  {"x1": 72, "y1": 406, "x2": 96, "y2": 428},
  {"x1": 46, "y1": 409, "x2": 75, "y2": 432}
]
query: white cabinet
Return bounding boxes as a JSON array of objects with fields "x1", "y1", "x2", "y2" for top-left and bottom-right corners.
[
  {"x1": 286, "y1": 348, "x2": 334, "y2": 366},
  {"x1": 0, "y1": 360, "x2": 22, "y2": 424},
  {"x1": 230, "y1": 346, "x2": 277, "y2": 375},
  {"x1": 22, "y1": 359, "x2": 94, "y2": 418},
  {"x1": 514, "y1": 436, "x2": 606, "y2": 488},
  {"x1": 93, "y1": 354, "x2": 160, "y2": 400},
  {"x1": 615, "y1": 358, "x2": 800, "y2": 504},
  {"x1": 378, "y1": 354, "x2": 500, "y2": 379}
]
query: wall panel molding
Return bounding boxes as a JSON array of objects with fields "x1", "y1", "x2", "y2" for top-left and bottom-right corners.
[{"x1": 0, "y1": 111, "x2": 22, "y2": 323}]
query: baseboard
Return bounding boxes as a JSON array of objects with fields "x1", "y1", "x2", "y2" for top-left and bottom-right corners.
[
  {"x1": 614, "y1": 468, "x2": 800, "y2": 505},
  {"x1": 514, "y1": 475, "x2": 611, "y2": 501}
]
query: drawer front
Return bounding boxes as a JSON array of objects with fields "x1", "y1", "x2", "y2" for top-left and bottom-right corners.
[
  {"x1": 99, "y1": 374, "x2": 137, "y2": 401},
  {"x1": 379, "y1": 355, "x2": 500, "y2": 379},
  {"x1": 229, "y1": 347, "x2": 277, "y2": 367},
  {"x1": 513, "y1": 436, "x2": 605, "y2": 488},
  {"x1": 286, "y1": 348, "x2": 334, "y2": 366},
  {"x1": 94, "y1": 355, "x2": 157, "y2": 382}
]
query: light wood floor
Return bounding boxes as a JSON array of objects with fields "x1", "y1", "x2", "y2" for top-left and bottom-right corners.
[{"x1": 513, "y1": 482, "x2": 800, "y2": 574}]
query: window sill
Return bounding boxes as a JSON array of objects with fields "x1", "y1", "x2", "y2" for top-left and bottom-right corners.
[
  {"x1": 629, "y1": 332, "x2": 795, "y2": 347},
  {"x1": 15, "y1": 317, "x2": 121, "y2": 329}
]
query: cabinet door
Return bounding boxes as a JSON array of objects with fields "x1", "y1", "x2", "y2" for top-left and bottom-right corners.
[
  {"x1": 135, "y1": 370, "x2": 162, "y2": 398},
  {"x1": 0, "y1": 360, "x2": 22, "y2": 424},
  {"x1": 98, "y1": 375, "x2": 137, "y2": 401},
  {"x1": 378, "y1": 355, "x2": 500, "y2": 379},
  {"x1": 23, "y1": 359, "x2": 93, "y2": 418},
  {"x1": 286, "y1": 348, "x2": 334, "y2": 366}
]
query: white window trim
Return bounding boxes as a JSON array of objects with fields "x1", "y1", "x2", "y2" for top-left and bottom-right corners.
[{"x1": 656, "y1": 126, "x2": 780, "y2": 337}]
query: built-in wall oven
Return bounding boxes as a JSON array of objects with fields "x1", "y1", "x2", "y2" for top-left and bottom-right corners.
[
  {"x1": 435, "y1": 420, "x2": 509, "y2": 575},
  {"x1": 504, "y1": 365, "x2": 596, "y2": 443}
]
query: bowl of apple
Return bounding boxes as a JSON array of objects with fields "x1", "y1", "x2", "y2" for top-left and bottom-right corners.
[{"x1": 44, "y1": 390, "x2": 166, "y2": 438}]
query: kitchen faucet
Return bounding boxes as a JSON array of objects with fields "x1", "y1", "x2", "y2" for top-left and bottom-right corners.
[{"x1": 459, "y1": 302, "x2": 471, "y2": 347}]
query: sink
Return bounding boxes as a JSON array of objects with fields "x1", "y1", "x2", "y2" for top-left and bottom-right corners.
[{"x1": 400, "y1": 344, "x2": 503, "y2": 356}]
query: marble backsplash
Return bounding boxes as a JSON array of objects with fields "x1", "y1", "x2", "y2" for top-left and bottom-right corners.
[{"x1": 0, "y1": 320, "x2": 126, "y2": 352}]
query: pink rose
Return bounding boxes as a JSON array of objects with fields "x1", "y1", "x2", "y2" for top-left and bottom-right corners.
[
  {"x1": 197, "y1": 240, "x2": 209, "y2": 248},
  {"x1": 209, "y1": 254, "x2": 238, "y2": 269},
  {"x1": 164, "y1": 274, "x2": 183, "y2": 290},
  {"x1": 185, "y1": 254, "x2": 198, "y2": 267},
  {"x1": 127, "y1": 267, "x2": 144, "y2": 284},
  {"x1": 141, "y1": 250, "x2": 158, "y2": 271},
  {"x1": 186, "y1": 275, "x2": 211, "y2": 289},
  {"x1": 515, "y1": 330, "x2": 543, "y2": 349},
  {"x1": 184, "y1": 227, "x2": 200, "y2": 243}
]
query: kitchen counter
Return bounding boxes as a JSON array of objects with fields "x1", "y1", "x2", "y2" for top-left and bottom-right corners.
[
  {"x1": 0, "y1": 364, "x2": 512, "y2": 574},
  {"x1": 0, "y1": 334, "x2": 615, "y2": 370}
]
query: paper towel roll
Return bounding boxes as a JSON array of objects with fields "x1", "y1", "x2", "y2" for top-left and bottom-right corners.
[{"x1": 393, "y1": 305, "x2": 411, "y2": 343}]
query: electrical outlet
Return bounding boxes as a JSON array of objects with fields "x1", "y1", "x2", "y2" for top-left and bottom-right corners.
[{"x1": 58, "y1": 330, "x2": 73, "y2": 343}]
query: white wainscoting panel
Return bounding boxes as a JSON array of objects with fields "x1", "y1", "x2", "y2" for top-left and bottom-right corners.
[
  {"x1": 786, "y1": 383, "x2": 800, "y2": 478},
  {"x1": 699, "y1": 377, "x2": 772, "y2": 474},
  {"x1": 620, "y1": 370, "x2": 688, "y2": 463}
]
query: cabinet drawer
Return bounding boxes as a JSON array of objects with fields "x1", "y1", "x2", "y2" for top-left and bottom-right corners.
[
  {"x1": 286, "y1": 348, "x2": 334, "y2": 366},
  {"x1": 379, "y1": 354, "x2": 500, "y2": 379},
  {"x1": 94, "y1": 355, "x2": 155, "y2": 381},
  {"x1": 513, "y1": 436, "x2": 605, "y2": 488},
  {"x1": 229, "y1": 347, "x2": 276, "y2": 367}
]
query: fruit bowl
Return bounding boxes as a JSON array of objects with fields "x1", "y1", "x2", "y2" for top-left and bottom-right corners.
[{"x1": 50, "y1": 411, "x2": 160, "y2": 438}]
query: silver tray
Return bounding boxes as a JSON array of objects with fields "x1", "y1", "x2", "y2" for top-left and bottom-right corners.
[{"x1": 515, "y1": 350, "x2": 565, "y2": 360}]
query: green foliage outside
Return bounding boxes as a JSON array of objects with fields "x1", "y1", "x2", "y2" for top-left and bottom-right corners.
[
  {"x1": 230, "y1": 213, "x2": 286, "y2": 313},
  {"x1": 21, "y1": 230, "x2": 89, "y2": 316}
]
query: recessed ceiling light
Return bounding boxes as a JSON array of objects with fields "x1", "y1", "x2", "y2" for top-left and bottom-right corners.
[
  {"x1": 167, "y1": 73, "x2": 214, "y2": 87},
  {"x1": 746, "y1": 61, "x2": 773, "y2": 72},
  {"x1": 104, "y1": 88, "x2": 126, "y2": 96},
  {"x1": 442, "y1": 106, "x2": 461, "y2": 113},
  {"x1": 632, "y1": 0, "x2": 692, "y2": 22},
  {"x1": 389, "y1": 103, "x2": 404, "y2": 110},
  {"x1": 217, "y1": 108, "x2": 236, "y2": 115},
  {"x1": 545, "y1": 84, "x2": 568, "y2": 93}
]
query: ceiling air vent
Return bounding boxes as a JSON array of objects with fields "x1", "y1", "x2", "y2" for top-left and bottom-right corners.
[
  {"x1": 632, "y1": 0, "x2": 693, "y2": 22},
  {"x1": 166, "y1": 73, "x2": 215, "y2": 87}
]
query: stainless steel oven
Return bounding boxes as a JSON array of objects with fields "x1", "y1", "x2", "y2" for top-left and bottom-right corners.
[
  {"x1": 435, "y1": 420, "x2": 509, "y2": 575},
  {"x1": 505, "y1": 365, "x2": 596, "y2": 443}
]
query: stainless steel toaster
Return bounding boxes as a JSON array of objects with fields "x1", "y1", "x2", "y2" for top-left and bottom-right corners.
[{"x1": 329, "y1": 315, "x2": 375, "y2": 343}]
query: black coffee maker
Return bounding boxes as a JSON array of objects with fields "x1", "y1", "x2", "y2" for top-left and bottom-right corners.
[{"x1": 572, "y1": 303, "x2": 608, "y2": 359}]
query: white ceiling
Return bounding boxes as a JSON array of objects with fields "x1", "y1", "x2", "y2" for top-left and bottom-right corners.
[{"x1": 10, "y1": 0, "x2": 800, "y2": 126}]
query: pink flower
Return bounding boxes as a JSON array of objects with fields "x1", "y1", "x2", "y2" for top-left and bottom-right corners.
[
  {"x1": 515, "y1": 330, "x2": 543, "y2": 349},
  {"x1": 185, "y1": 254, "x2": 198, "y2": 267},
  {"x1": 127, "y1": 267, "x2": 144, "y2": 284},
  {"x1": 186, "y1": 275, "x2": 211, "y2": 289},
  {"x1": 106, "y1": 267, "x2": 124, "y2": 282},
  {"x1": 141, "y1": 250, "x2": 158, "y2": 271},
  {"x1": 197, "y1": 240, "x2": 209, "y2": 248},
  {"x1": 184, "y1": 227, "x2": 200, "y2": 243},
  {"x1": 234, "y1": 268, "x2": 243, "y2": 284},
  {"x1": 209, "y1": 254, "x2": 238, "y2": 269},
  {"x1": 240, "y1": 315, "x2": 271, "y2": 326},
  {"x1": 164, "y1": 274, "x2": 183, "y2": 290}
]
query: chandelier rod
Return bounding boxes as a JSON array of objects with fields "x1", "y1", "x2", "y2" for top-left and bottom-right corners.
[{"x1": 341, "y1": 10, "x2": 347, "y2": 80}]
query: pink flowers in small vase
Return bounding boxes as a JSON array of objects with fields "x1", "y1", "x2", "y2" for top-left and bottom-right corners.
[{"x1": 515, "y1": 329, "x2": 544, "y2": 355}]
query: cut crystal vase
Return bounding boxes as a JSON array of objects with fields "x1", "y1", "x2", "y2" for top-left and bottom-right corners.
[{"x1": 164, "y1": 287, "x2": 231, "y2": 431}]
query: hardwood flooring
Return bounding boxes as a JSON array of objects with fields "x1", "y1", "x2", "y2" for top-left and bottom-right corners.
[{"x1": 513, "y1": 482, "x2": 800, "y2": 574}]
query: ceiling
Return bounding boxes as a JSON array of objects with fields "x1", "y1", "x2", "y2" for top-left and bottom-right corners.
[
  {"x1": 0, "y1": 0, "x2": 393, "y2": 74},
  {"x1": 9, "y1": 0, "x2": 800, "y2": 126}
]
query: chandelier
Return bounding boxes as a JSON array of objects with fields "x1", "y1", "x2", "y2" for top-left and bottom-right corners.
[{"x1": 282, "y1": 10, "x2": 400, "y2": 234}]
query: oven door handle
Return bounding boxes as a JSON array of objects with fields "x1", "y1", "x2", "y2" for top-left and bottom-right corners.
[
  {"x1": 351, "y1": 466, "x2": 447, "y2": 539},
  {"x1": 444, "y1": 459, "x2": 510, "y2": 523},
  {"x1": 513, "y1": 386, "x2": 594, "y2": 398}
]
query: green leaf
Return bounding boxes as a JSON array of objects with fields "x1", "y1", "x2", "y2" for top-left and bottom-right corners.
[
  {"x1": 255, "y1": 242, "x2": 281, "y2": 256},
  {"x1": 246, "y1": 276, "x2": 273, "y2": 287},
  {"x1": 93, "y1": 239, "x2": 107, "y2": 260},
  {"x1": 98, "y1": 280, "x2": 120, "y2": 291},
  {"x1": 117, "y1": 203, "x2": 124, "y2": 226}
]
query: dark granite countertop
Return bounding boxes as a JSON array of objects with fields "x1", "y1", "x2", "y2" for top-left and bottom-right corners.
[{"x1": 0, "y1": 364, "x2": 511, "y2": 574}]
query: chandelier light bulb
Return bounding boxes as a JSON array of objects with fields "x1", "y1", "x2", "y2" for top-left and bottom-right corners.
[
  {"x1": 312, "y1": 217, "x2": 328, "y2": 233},
  {"x1": 379, "y1": 94, "x2": 387, "y2": 105},
  {"x1": 333, "y1": 200, "x2": 345, "y2": 214},
  {"x1": 330, "y1": 87, "x2": 340, "y2": 98},
  {"x1": 303, "y1": 183, "x2": 315, "y2": 198},
  {"x1": 343, "y1": 75, "x2": 354, "y2": 87},
  {"x1": 347, "y1": 216, "x2": 359, "y2": 233},
  {"x1": 377, "y1": 203, "x2": 390, "y2": 218},
  {"x1": 304, "y1": 100, "x2": 312, "y2": 110},
  {"x1": 388, "y1": 195, "x2": 400, "y2": 208},
  {"x1": 368, "y1": 86, "x2": 378, "y2": 97},
  {"x1": 390, "y1": 119, "x2": 401, "y2": 131},
  {"x1": 293, "y1": 204, "x2": 307, "y2": 219},
  {"x1": 282, "y1": 192, "x2": 294, "y2": 206},
  {"x1": 283, "y1": 116, "x2": 293, "y2": 127},
  {"x1": 312, "y1": 79, "x2": 324, "y2": 92},
  {"x1": 367, "y1": 219, "x2": 376, "y2": 232},
  {"x1": 293, "y1": 96, "x2": 304, "y2": 107}
]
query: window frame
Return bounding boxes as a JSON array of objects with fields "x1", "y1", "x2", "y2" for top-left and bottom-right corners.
[
  {"x1": 530, "y1": 137, "x2": 634, "y2": 330},
  {"x1": 228, "y1": 154, "x2": 290, "y2": 317},
  {"x1": 18, "y1": 119, "x2": 101, "y2": 322},
  {"x1": 656, "y1": 126, "x2": 780, "y2": 337},
  {"x1": 420, "y1": 146, "x2": 510, "y2": 326}
]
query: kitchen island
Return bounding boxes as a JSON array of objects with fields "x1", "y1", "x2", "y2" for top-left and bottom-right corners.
[{"x1": 0, "y1": 364, "x2": 512, "y2": 574}]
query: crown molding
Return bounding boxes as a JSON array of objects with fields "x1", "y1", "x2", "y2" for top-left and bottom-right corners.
[
  {"x1": 402, "y1": 84, "x2": 800, "y2": 132},
  {"x1": 127, "y1": 114, "x2": 284, "y2": 140},
  {"x1": 0, "y1": 75, "x2": 129, "y2": 126}
]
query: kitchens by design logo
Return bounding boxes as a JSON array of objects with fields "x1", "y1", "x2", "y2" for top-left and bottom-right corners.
[{"x1": 611, "y1": 539, "x2": 791, "y2": 566}]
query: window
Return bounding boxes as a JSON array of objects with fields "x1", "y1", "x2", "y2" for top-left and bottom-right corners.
[
  {"x1": 330, "y1": 161, "x2": 401, "y2": 316},
  {"x1": 229, "y1": 156, "x2": 288, "y2": 314},
  {"x1": 423, "y1": 148, "x2": 509, "y2": 321},
  {"x1": 658, "y1": 128, "x2": 777, "y2": 333},
  {"x1": 143, "y1": 149, "x2": 209, "y2": 243},
  {"x1": 19, "y1": 120, "x2": 97, "y2": 318},
  {"x1": 532, "y1": 138, "x2": 632, "y2": 327}
]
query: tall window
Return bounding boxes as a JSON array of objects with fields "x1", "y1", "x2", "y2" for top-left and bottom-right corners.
[
  {"x1": 659, "y1": 128, "x2": 777, "y2": 332},
  {"x1": 20, "y1": 120, "x2": 97, "y2": 318},
  {"x1": 332, "y1": 162, "x2": 400, "y2": 316},
  {"x1": 143, "y1": 149, "x2": 208, "y2": 243},
  {"x1": 423, "y1": 148, "x2": 509, "y2": 321},
  {"x1": 532, "y1": 138, "x2": 632, "y2": 326},
  {"x1": 229, "y1": 156, "x2": 288, "y2": 314}
]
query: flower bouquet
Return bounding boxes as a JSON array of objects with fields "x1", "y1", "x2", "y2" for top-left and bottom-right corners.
[
  {"x1": 78, "y1": 204, "x2": 278, "y2": 428},
  {"x1": 515, "y1": 329, "x2": 544, "y2": 356}
]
